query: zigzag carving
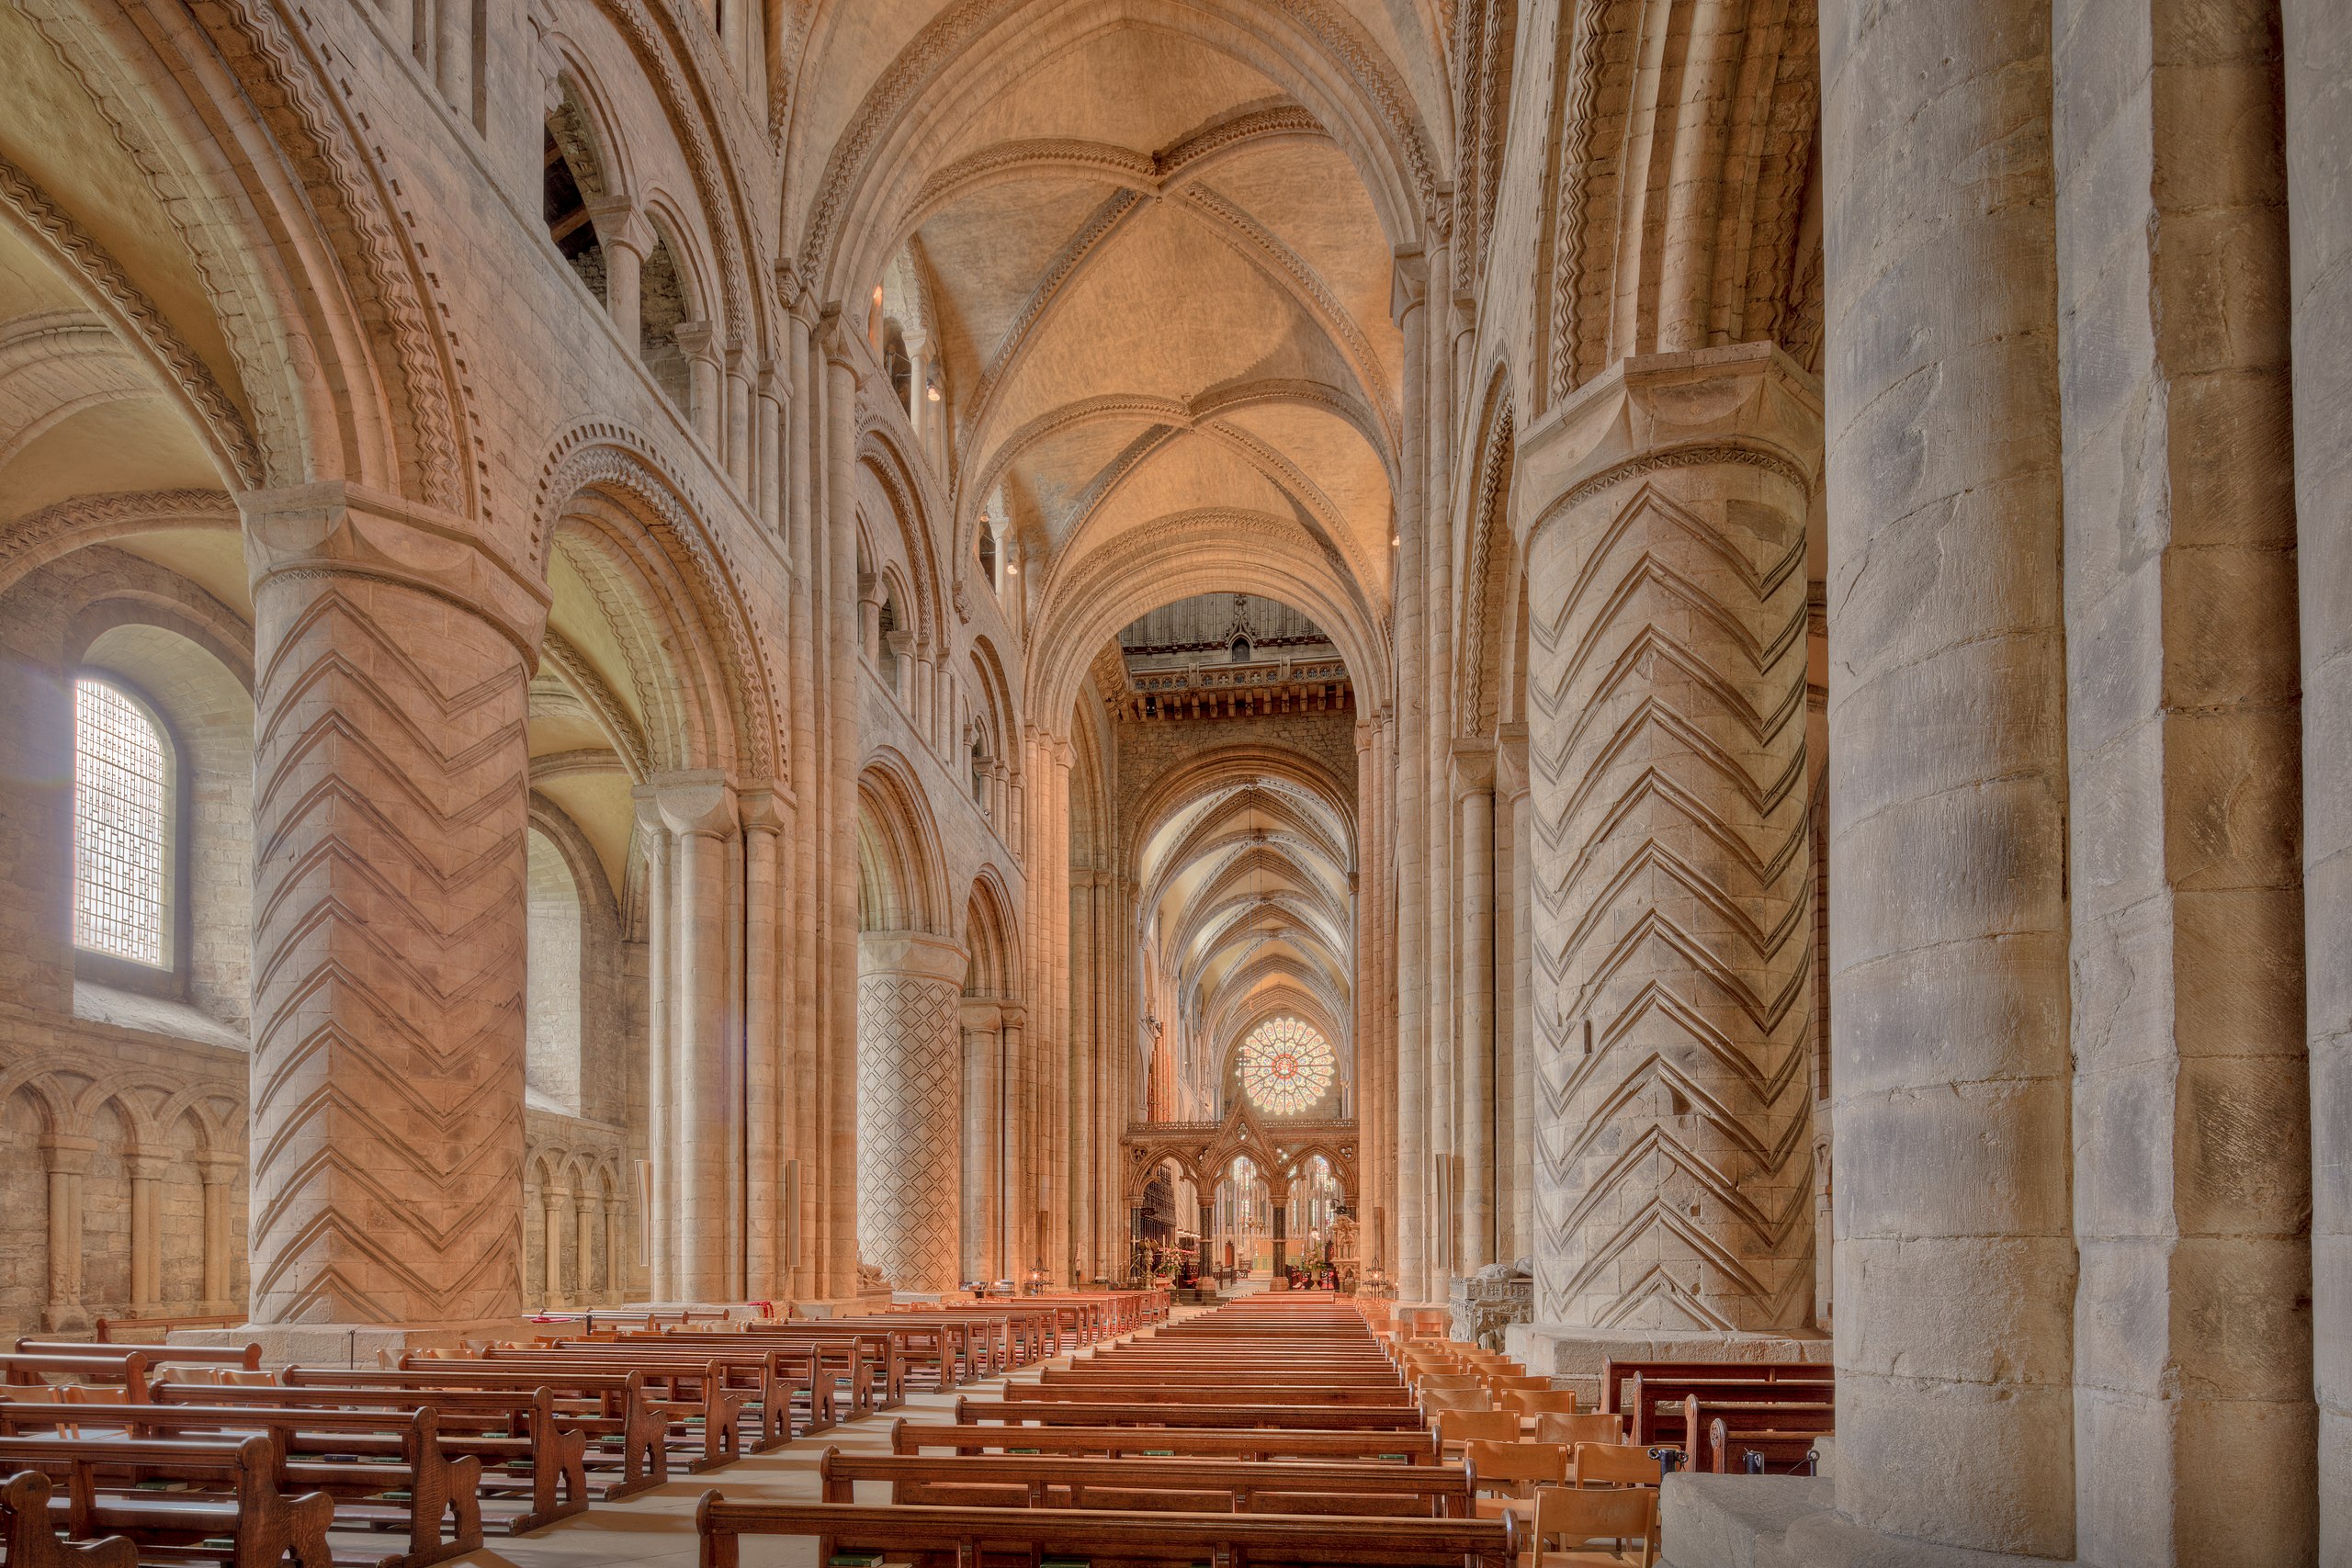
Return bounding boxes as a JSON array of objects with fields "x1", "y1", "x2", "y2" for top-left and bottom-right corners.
[
  {"x1": 1526, "y1": 458, "x2": 1815, "y2": 1333},
  {"x1": 247, "y1": 576, "x2": 527, "y2": 1325},
  {"x1": 856, "y1": 973, "x2": 964, "y2": 1292}
]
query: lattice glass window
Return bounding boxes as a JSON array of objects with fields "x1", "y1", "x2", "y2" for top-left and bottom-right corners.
[
  {"x1": 1238, "y1": 1016, "x2": 1334, "y2": 1116},
  {"x1": 74, "y1": 677, "x2": 169, "y2": 966}
]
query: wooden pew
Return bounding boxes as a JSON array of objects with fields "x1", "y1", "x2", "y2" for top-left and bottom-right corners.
[
  {"x1": 0, "y1": 1400, "x2": 480, "y2": 1568},
  {"x1": 889, "y1": 1419, "x2": 1442, "y2": 1465},
  {"x1": 1704, "y1": 1416, "x2": 1823, "y2": 1475},
  {"x1": 1, "y1": 1472, "x2": 134, "y2": 1568},
  {"x1": 1624, "y1": 1373, "x2": 1834, "y2": 1472},
  {"x1": 148, "y1": 1381, "x2": 587, "y2": 1533},
  {"x1": 695, "y1": 1493, "x2": 1517, "y2": 1568},
  {"x1": 427, "y1": 1348, "x2": 770, "y2": 1461},
  {"x1": 0, "y1": 1433, "x2": 333, "y2": 1568},
  {"x1": 1599, "y1": 1359, "x2": 1830, "y2": 1416},
  {"x1": 15, "y1": 1342, "x2": 263, "y2": 1374},
  {"x1": 544, "y1": 1340, "x2": 838, "y2": 1437},
  {"x1": 1004, "y1": 1381, "x2": 1407, "y2": 1406},
  {"x1": 956, "y1": 1396, "x2": 1423, "y2": 1431},
  {"x1": 815, "y1": 1448, "x2": 1474, "y2": 1517}
]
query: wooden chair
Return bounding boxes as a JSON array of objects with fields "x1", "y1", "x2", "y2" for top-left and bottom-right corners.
[
  {"x1": 1508, "y1": 1388, "x2": 1583, "y2": 1417},
  {"x1": 1527, "y1": 1483, "x2": 1657, "y2": 1567},
  {"x1": 1535, "y1": 1413, "x2": 1625, "y2": 1448},
  {"x1": 1419, "y1": 1373, "x2": 1485, "y2": 1393},
  {"x1": 1571, "y1": 1442, "x2": 1668, "y2": 1488},
  {"x1": 1437, "y1": 1408, "x2": 1520, "y2": 1460},
  {"x1": 1486, "y1": 1373, "x2": 1553, "y2": 1396},
  {"x1": 1421, "y1": 1388, "x2": 1493, "y2": 1416},
  {"x1": 1464, "y1": 1438, "x2": 1569, "y2": 1521}
]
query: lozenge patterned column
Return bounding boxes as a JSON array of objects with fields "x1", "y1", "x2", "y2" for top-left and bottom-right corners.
[
  {"x1": 855, "y1": 931, "x2": 967, "y2": 1292},
  {"x1": 243, "y1": 483, "x2": 545, "y2": 1329},
  {"x1": 1520, "y1": 345, "x2": 1818, "y2": 1334}
]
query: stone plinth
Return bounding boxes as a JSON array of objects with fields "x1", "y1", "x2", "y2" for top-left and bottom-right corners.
[{"x1": 1447, "y1": 1269, "x2": 1531, "y2": 1349}]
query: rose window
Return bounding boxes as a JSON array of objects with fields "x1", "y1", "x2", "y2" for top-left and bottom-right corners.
[{"x1": 1238, "y1": 1017, "x2": 1335, "y2": 1116}]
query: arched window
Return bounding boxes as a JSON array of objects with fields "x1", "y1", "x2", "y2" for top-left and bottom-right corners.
[
  {"x1": 639, "y1": 231, "x2": 691, "y2": 412},
  {"x1": 883, "y1": 322, "x2": 912, "y2": 413},
  {"x1": 1237, "y1": 1016, "x2": 1334, "y2": 1116},
  {"x1": 978, "y1": 524, "x2": 997, "y2": 587},
  {"x1": 970, "y1": 736, "x2": 989, "y2": 808},
  {"x1": 877, "y1": 590, "x2": 902, "y2": 689},
  {"x1": 526, "y1": 828, "x2": 585, "y2": 1115},
  {"x1": 74, "y1": 676, "x2": 171, "y2": 968},
  {"x1": 543, "y1": 91, "x2": 608, "y2": 301}
]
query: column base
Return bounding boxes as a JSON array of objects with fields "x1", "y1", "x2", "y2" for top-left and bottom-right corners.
[
  {"x1": 166, "y1": 1321, "x2": 522, "y2": 1368},
  {"x1": 1505, "y1": 1323, "x2": 1828, "y2": 1409},
  {"x1": 1661, "y1": 1476, "x2": 2079, "y2": 1568}
]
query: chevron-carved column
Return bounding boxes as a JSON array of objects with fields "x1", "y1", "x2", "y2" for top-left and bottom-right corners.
[
  {"x1": 243, "y1": 482, "x2": 548, "y2": 1330},
  {"x1": 856, "y1": 931, "x2": 968, "y2": 1292},
  {"x1": 1520, "y1": 345, "x2": 1819, "y2": 1334}
]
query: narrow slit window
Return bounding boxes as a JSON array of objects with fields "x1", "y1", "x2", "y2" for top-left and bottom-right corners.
[{"x1": 74, "y1": 677, "x2": 168, "y2": 967}]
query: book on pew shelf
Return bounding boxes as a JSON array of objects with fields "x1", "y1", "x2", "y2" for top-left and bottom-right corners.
[
  {"x1": 828, "y1": 1552, "x2": 887, "y2": 1568},
  {"x1": 134, "y1": 1479, "x2": 191, "y2": 1491},
  {"x1": 323, "y1": 1453, "x2": 358, "y2": 1462},
  {"x1": 200, "y1": 1540, "x2": 234, "y2": 1550},
  {"x1": 373, "y1": 1491, "x2": 413, "y2": 1503}
]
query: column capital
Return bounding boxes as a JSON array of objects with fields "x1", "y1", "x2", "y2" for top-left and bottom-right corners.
[
  {"x1": 40, "y1": 1133, "x2": 96, "y2": 1175},
  {"x1": 856, "y1": 929, "x2": 967, "y2": 985},
  {"x1": 1391, "y1": 246, "x2": 1429, "y2": 321},
  {"x1": 671, "y1": 319, "x2": 719, "y2": 364},
  {"x1": 582, "y1": 197, "x2": 648, "y2": 256},
  {"x1": 122, "y1": 1152, "x2": 173, "y2": 1182},
  {"x1": 1449, "y1": 738, "x2": 1496, "y2": 795},
  {"x1": 739, "y1": 786, "x2": 787, "y2": 834},
  {"x1": 240, "y1": 481, "x2": 550, "y2": 666},
  {"x1": 1516, "y1": 343, "x2": 1823, "y2": 552},
  {"x1": 638, "y1": 770, "x2": 738, "y2": 838},
  {"x1": 960, "y1": 999, "x2": 1004, "y2": 1032},
  {"x1": 195, "y1": 1153, "x2": 242, "y2": 1186}
]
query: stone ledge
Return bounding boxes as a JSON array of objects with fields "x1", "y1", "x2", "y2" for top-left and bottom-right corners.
[
  {"x1": 167, "y1": 1322, "x2": 513, "y2": 1368},
  {"x1": 1661, "y1": 1476, "x2": 2086, "y2": 1568}
]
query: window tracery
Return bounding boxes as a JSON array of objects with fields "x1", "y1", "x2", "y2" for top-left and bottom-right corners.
[{"x1": 1238, "y1": 1016, "x2": 1333, "y2": 1116}]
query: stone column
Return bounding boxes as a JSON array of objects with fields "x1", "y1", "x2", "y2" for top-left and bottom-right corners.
[
  {"x1": 961, "y1": 1000, "x2": 1003, "y2": 1283},
  {"x1": 856, "y1": 931, "x2": 967, "y2": 1292},
  {"x1": 1821, "y1": 2, "x2": 2076, "y2": 1551},
  {"x1": 1518, "y1": 345, "x2": 1816, "y2": 1340},
  {"x1": 2052, "y1": 7, "x2": 2312, "y2": 1560},
  {"x1": 1390, "y1": 251, "x2": 1430, "y2": 1303},
  {"x1": 540, "y1": 1185, "x2": 570, "y2": 1310},
  {"x1": 2288, "y1": 0, "x2": 2352, "y2": 1555},
  {"x1": 635, "y1": 797, "x2": 674, "y2": 1299},
  {"x1": 125, "y1": 1152, "x2": 166, "y2": 1311},
  {"x1": 1453, "y1": 746, "x2": 1495, "y2": 1274},
  {"x1": 674, "y1": 321, "x2": 723, "y2": 448},
  {"x1": 575, "y1": 1190, "x2": 599, "y2": 1308},
  {"x1": 584, "y1": 199, "x2": 644, "y2": 335},
  {"x1": 603, "y1": 1198, "x2": 626, "y2": 1306},
  {"x1": 1001, "y1": 1008, "x2": 1029, "y2": 1274},
  {"x1": 653, "y1": 773, "x2": 739, "y2": 1303},
  {"x1": 195, "y1": 1153, "x2": 238, "y2": 1314},
  {"x1": 741, "y1": 791, "x2": 786, "y2": 1301},
  {"x1": 243, "y1": 482, "x2": 544, "y2": 1333},
  {"x1": 40, "y1": 1133, "x2": 94, "y2": 1333}
]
